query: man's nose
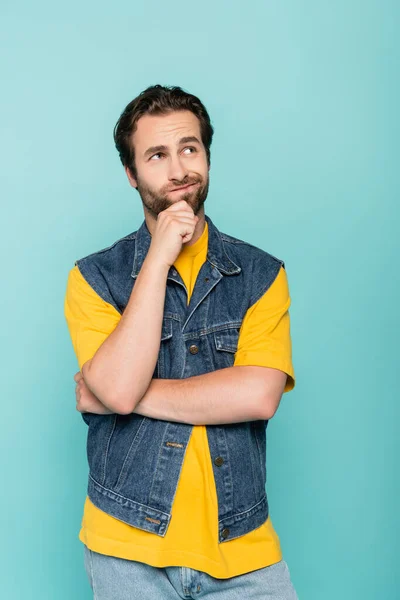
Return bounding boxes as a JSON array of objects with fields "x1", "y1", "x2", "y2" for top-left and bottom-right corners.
[{"x1": 168, "y1": 155, "x2": 187, "y2": 183}]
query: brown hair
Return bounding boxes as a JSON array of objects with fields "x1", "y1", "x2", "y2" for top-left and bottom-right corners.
[{"x1": 113, "y1": 85, "x2": 214, "y2": 178}]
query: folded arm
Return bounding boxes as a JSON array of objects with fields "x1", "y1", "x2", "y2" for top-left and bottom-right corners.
[
  {"x1": 132, "y1": 365, "x2": 287, "y2": 424},
  {"x1": 76, "y1": 362, "x2": 287, "y2": 424},
  {"x1": 67, "y1": 251, "x2": 294, "y2": 422},
  {"x1": 80, "y1": 254, "x2": 170, "y2": 414}
]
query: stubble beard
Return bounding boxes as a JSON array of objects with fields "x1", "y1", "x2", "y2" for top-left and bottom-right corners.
[{"x1": 136, "y1": 174, "x2": 210, "y2": 219}]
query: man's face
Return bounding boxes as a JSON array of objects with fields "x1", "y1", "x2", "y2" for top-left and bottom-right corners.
[{"x1": 125, "y1": 110, "x2": 210, "y2": 218}]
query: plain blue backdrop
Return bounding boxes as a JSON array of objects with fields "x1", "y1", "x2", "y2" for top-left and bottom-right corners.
[{"x1": 1, "y1": 1, "x2": 398, "y2": 598}]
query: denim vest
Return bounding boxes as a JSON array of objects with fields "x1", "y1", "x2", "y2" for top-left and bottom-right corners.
[{"x1": 75, "y1": 214, "x2": 284, "y2": 543}]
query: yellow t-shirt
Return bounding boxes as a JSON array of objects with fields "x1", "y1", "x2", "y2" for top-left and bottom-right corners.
[{"x1": 64, "y1": 220, "x2": 295, "y2": 578}]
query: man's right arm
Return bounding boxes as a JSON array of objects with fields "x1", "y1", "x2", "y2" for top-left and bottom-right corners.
[
  {"x1": 73, "y1": 201, "x2": 198, "y2": 415},
  {"x1": 81, "y1": 254, "x2": 169, "y2": 414}
]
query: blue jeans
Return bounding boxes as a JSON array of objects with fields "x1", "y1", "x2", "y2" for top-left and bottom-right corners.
[{"x1": 83, "y1": 545, "x2": 298, "y2": 599}]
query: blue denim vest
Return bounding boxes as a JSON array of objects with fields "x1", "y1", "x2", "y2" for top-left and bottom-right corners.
[{"x1": 75, "y1": 214, "x2": 285, "y2": 543}]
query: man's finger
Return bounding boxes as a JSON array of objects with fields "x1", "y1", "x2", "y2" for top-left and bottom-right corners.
[{"x1": 164, "y1": 200, "x2": 193, "y2": 213}]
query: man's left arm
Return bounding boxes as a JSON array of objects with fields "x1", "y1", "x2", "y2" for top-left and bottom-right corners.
[{"x1": 132, "y1": 365, "x2": 286, "y2": 425}]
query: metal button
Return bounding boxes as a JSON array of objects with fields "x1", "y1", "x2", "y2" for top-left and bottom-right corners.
[
  {"x1": 221, "y1": 528, "x2": 230, "y2": 539},
  {"x1": 214, "y1": 456, "x2": 224, "y2": 467},
  {"x1": 189, "y1": 344, "x2": 199, "y2": 355}
]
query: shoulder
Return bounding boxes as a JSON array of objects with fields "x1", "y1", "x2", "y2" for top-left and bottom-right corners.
[
  {"x1": 222, "y1": 228, "x2": 285, "y2": 291},
  {"x1": 219, "y1": 229, "x2": 285, "y2": 270},
  {"x1": 72, "y1": 228, "x2": 139, "y2": 311},
  {"x1": 75, "y1": 229, "x2": 138, "y2": 273},
  {"x1": 216, "y1": 226, "x2": 288, "y2": 306},
  {"x1": 74, "y1": 228, "x2": 138, "y2": 281}
]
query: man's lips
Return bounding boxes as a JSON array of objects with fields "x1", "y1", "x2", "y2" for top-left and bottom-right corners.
[{"x1": 169, "y1": 182, "x2": 198, "y2": 193}]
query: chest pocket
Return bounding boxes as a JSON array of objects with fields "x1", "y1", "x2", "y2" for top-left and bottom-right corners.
[{"x1": 214, "y1": 327, "x2": 240, "y2": 368}]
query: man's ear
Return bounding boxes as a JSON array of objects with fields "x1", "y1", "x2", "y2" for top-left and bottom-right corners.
[{"x1": 124, "y1": 166, "x2": 138, "y2": 189}]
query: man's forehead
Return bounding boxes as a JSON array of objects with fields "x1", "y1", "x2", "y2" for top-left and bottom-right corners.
[{"x1": 134, "y1": 111, "x2": 201, "y2": 146}]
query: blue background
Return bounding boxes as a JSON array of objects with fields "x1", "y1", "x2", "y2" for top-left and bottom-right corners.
[{"x1": 1, "y1": 1, "x2": 398, "y2": 598}]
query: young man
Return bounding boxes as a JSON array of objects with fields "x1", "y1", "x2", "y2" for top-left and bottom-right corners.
[{"x1": 64, "y1": 85, "x2": 298, "y2": 599}]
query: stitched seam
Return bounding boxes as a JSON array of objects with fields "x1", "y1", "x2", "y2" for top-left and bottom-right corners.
[
  {"x1": 220, "y1": 494, "x2": 267, "y2": 523},
  {"x1": 250, "y1": 262, "x2": 282, "y2": 307},
  {"x1": 75, "y1": 233, "x2": 137, "y2": 264},
  {"x1": 89, "y1": 474, "x2": 171, "y2": 516},
  {"x1": 183, "y1": 322, "x2": 242, "y2": 340},
  {"x1": 75, "y1": 264, "x2": 121, "y2": 315}
]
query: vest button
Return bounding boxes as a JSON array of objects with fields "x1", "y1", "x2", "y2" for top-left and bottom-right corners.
[
  {"x1": 221, "y1": 528, "x2": 230, "y2": 539},
  {"x1": 189, "y1": 344, "x2": 199, "y2": 355},
  {"x1": 214, "y1": 456, "x2": 224, "y2": 467}
]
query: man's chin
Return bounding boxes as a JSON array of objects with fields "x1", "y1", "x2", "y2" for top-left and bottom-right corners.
[{"x1": 166, "y1": 189, "x2": 202, "y2": 208}]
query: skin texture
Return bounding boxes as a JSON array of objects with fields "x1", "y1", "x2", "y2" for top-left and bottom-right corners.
[{"x1": 73, "y1": 110, "x2": 287, "y2": 423}]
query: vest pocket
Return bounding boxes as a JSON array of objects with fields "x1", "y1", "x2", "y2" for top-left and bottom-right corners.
[
  {"x1": 214, "y1": 327, "x2": 240, "y2": 368},
  {"x1": 214, "y1": 328, "x2": 239, "y2": 353}
]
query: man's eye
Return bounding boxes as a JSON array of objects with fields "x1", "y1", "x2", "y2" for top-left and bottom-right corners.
[
  {"x1": 183, "y1": 147, "x2": 196, "y2": 155},
  {"x1": 150, "y1": 153, "x2": 164, "y2": 160}
]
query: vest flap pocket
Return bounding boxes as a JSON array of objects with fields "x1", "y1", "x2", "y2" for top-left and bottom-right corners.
[
  {"x1": 214, "y1": 328, "x2": 239, "y2": 353},
  {"x1": 161, "y1": 318, "x2": 173, "y2": 341}
]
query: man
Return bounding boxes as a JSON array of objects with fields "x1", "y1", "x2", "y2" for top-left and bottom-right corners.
[{"x1": 64, "y1": 84, "x2": 298, "y2": 599}]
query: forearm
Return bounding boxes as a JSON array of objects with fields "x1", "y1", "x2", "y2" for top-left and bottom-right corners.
[
  {"x1": 82, "y1": 252, "x2": 169, "y2": 414},
  {"x1": 133, "y1": 366, "x2": 272, "y2": 425}
]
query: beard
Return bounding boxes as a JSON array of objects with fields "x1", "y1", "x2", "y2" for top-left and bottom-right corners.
[{"x1": 136, "y1": 173, "x2": 209, "y2": 219}]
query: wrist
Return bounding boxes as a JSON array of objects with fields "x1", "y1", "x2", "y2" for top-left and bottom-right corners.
[{"x1": 144, "y1": 249, "x2": 173, "y2": 275}]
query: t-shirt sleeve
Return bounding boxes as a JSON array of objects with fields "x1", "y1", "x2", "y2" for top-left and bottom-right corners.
[
  {"x1": 234, "y1": 265, "x2": 295, "y2": 393},
  {"x1": 64, "y1": 265, "x2": 121, "y2": 371}
]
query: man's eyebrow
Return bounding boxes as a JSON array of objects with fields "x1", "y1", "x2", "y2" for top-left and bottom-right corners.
[
  {"x1": 143, "y1": 137, "x2": 201, "y2": 159},
  {"x1": 143, "y1": 144, "x2": 168, "y2": 159},
  {"x1": 179, "y1": 136, "x2": 201, "y2": 145}
]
